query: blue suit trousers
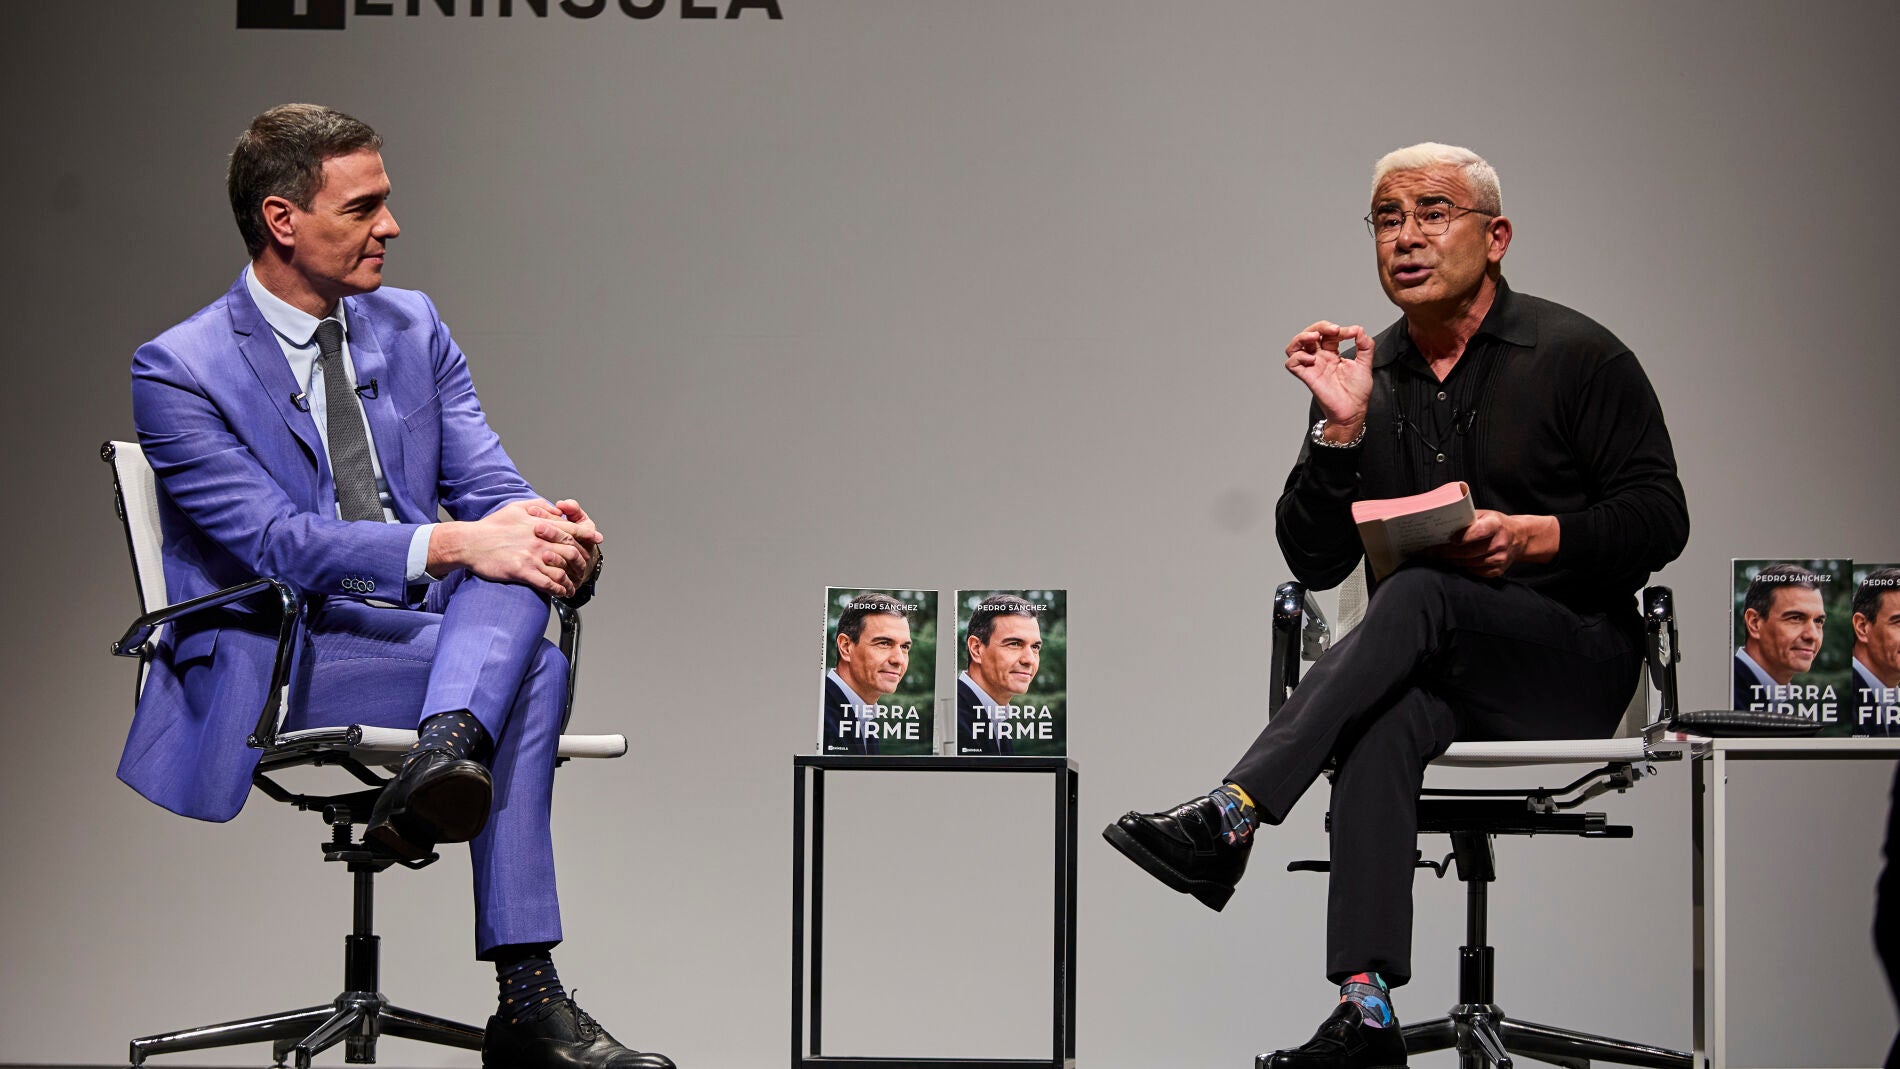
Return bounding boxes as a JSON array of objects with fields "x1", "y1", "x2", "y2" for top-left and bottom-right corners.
[{"x1": 282, "y1": 569, "x2": 566, "y2": 958}]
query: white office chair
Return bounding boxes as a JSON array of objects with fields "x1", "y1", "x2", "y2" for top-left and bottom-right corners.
[
  {"x1": 103, "y1": 440, "x2": 627, "y2": 1069},
  {"x1": 1264, "y1": 570, "x2": 1691, "y2": 1069}
]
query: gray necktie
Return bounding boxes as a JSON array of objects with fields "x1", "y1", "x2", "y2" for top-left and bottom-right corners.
[{"x1": 314, "y1": 319, "x2": 384, "y2": 522}]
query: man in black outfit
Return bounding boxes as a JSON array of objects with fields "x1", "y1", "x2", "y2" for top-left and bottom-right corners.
[{"x1": 1105, "y1": 142, "x2": 1688, "y2": 1067}]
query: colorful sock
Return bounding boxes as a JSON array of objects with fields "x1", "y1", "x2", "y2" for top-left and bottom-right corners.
[
  {"x1": 411, "y1": 710, "x2": 488, "y2": 765},
  {"x1": 495, "y1": 946, "x2": 568, "y2": 1025},
  {"x1": 1339, "y1": 972, "x2": 1395, "y2": 1028},
  {"x1": 1209, "y1": 783, "x2": 1258, "y2": 845}
]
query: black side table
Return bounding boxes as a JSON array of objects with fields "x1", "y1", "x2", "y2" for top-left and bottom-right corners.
[{"x1": 791, "y1": 755, "x2": 1080, "y2": 1069}]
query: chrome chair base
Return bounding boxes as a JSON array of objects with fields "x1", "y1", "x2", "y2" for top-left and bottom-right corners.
[
  {"x1": 129, "y1": 992, "x2": 482, "y2": 1068},
  {"x1": 1404, "y1": 1004, "x2": 1690, "y2": 1069}
]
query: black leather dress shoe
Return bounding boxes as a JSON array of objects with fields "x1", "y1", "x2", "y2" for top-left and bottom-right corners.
[
  {"x1": 1102, "y1": 794, "x2": 1251, "y2": 911},
  {"x1": 364, "y1": 749, "x2": 492, "y2": 861},
  {"x1": 1260, "y1": 1001, "x2": 1407, "y2": 1069},
  {"x1": 482, "y1": 998, "x2": 675, "y2": 1069}
]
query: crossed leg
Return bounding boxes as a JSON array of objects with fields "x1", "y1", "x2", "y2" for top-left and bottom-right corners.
[
  {"x1": 1224, "y1": 566, "x2": 1641, "y2": 983},
  {"x1": 284, "y1": 570, "x2": 568, "y2": 956}
]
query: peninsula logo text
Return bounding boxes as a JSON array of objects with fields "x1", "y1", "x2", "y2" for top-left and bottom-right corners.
[{"x1": 238, "y1": 0, "x2": 781, "y2": 29}]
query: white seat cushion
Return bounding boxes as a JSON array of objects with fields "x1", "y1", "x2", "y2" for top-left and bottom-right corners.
[
  {"x1": 274, "y1": 725, "x2": 628, "y2": 764},
  {"x1": 1433, "y1": 737, "x2": 1653, "y2": 767}
]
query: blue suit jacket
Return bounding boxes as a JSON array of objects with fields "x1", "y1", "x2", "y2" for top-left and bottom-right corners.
[{"x1": 123, "y1": 273, "x2": 539, "y2": 822}]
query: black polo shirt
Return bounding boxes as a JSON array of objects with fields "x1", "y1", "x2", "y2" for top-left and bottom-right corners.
[{"x1": 1275, "y1": 279, "x2": 1689, "y2": 617}]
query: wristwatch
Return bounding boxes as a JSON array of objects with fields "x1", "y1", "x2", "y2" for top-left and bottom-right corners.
[
  {"x1": 564, "y1": 544, "x2": 603, "y2": 608},
  {"x1": 1310, "y1": 417, "x2": 1366, "y2": 449}
]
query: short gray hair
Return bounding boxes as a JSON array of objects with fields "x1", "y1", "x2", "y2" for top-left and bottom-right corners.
[{"x1": 1371, "y1": 142, "x2": 1502, "y2": 216}]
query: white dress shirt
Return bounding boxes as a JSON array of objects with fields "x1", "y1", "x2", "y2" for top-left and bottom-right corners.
[{"x1": 244, "y1": 264, "x2": 433, "y2": 582}]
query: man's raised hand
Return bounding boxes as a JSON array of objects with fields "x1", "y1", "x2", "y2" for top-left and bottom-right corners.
[{"x1": 1284, "y1": 321, "x2": 1375, "y2": 437}]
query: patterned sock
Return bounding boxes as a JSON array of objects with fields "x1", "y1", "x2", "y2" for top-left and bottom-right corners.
[
  {"x1": 1208, "y1": 783, "x2": 1258, "y2": 845},
  {"x1": 410, "y1": 710, "x2": 488, "y2": 766},
  {"x1": 1339, "y1": 972, "x2": 1395, "y2": 1028},
  {"x1": 495, "y1": 947, "x2": 568, "y2": 1025}
]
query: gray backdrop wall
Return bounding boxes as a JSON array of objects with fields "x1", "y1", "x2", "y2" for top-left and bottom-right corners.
[{"x1": 4, "y1": 2, "x2": 1898, "y2": 1066}]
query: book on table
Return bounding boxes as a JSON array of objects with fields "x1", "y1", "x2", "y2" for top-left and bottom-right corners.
[
  {"x1": 1849, "y1": 563, "x2": 1900, "y2": 736},
  {"x1": 1730, "y1": 559, "x2": 1852, "y2": 735},
  {"x1": 819, "y1": 587, "x2": 938, "y2": 755},
  {"x1": 953, "y1": 589, "x2": 1067, "y2": 756}
]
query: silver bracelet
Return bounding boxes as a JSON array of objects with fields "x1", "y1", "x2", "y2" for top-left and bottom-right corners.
[{"x1": 1309, "y1": 417, "x2": 1365, "y2": 449}]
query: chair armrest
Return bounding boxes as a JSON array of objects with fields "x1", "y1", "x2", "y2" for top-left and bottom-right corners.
[
  {"x1": 112, "y1": 576, "x2": 303, "y2": 754},
  {"x1": 1269, "y1": 581, "x2": 1335, "y2": 716},
  {"x1": 112, "y1": 577, "x2": 299, "y2": 658},
  {"x1": 1643, "y1": 586, "x2": 1679, "y2": 725},
  {"x1": 1269, "y1": 581, "x2": 1304, "y2": 715},
  {"x1": 554, "y1": 598, "x2": 582, "y2": 733}
]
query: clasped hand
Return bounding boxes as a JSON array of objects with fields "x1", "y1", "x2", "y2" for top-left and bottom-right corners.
[{"x1": 430, "y1": 498, "x2": 604, "y2": 598}]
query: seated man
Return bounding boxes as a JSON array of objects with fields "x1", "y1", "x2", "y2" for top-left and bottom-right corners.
[
  {"x1": 1105, "y1": 142, "x2": 1688, "y2": 1067},
  {"x1": 122, "y1": 103, "x2": 668, "y2": 1069}
]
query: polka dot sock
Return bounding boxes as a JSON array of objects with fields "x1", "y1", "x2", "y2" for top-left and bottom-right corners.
[
  {"x1": 1339, "y1": 972, "x2": 1395, "y2": 1028},
  {"x1": 495, "y1": 947, "x2": 568, "y2": 1025},
  {"x1": 410, "y1": 710, "x2": 489, "y2": 766}
]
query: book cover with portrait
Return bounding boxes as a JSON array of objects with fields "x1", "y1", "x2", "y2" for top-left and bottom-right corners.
[
  {"x1": 1730, "y1": 559, "x2": 1853, "y2": 734},
  {"x1": 953, "y1": 589, "x2": 1067, "y2": 756},
  {"x1": 819, "y1": 588, "x2": 938, "y2": 756},
  {"x1": 1849, "y1": 563, "x2": 1900, "y2": 737}
]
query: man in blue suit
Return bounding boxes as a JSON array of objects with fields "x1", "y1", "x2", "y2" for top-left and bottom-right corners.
[{"x1": 125, "y1": 104, "x2": 669, "y2": 1069}]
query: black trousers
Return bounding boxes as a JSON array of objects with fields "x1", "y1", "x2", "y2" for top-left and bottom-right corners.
[
  {"x1": 1224, "y1": 566, "x2": 1641, "y2": 986},
  {"x1": 1874, "y1": 763, "x2": 1900, "y2": 1067}
]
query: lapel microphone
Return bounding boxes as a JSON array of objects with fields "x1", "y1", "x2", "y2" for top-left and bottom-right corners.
[{"x1": 290, "y1": 378, "x2": 377, "y2": 411}]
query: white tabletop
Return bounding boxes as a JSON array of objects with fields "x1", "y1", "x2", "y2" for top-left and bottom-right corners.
[{"x1": 1672, "y1": 734, "x2": 1900, "y2": 757}]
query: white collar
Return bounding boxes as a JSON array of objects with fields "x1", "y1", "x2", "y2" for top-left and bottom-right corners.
[{"x1": 245, "y1": 262, "x2": 349, "y2": 347}]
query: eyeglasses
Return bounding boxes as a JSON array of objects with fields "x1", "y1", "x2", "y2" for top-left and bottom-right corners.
[{"x1": 1364, "y1": 203, "x2": 1495, "y2": 243}]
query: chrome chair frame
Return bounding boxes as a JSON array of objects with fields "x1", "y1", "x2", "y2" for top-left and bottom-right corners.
[
  {"x1": 104, "y1": 441, "x2": 612, "y2": 1069},
  {"x1": 1262, "y1": 578, "x2": 1691, "y2": 1069}
]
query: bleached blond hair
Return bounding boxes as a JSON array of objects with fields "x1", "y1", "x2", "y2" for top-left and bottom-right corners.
[{"x1": 1371, "y1": 142, "x2": 1502, "y2": 215}]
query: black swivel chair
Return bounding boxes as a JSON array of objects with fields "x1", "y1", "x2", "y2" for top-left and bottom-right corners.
[
  {"x1": 1264, "y1": 574, "x2": 1692, "y2": 1069},
  {"x1": 104, "y1": 440, "x2": 627, "y2": 1069}
]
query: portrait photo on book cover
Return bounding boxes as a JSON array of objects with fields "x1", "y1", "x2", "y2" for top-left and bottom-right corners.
[
  {"x1": 954, "y1": 589, "x2": 1066, "y2": 756},
  {"x1": 820, "y1": 587, "x2": 938, "y2": 756},
  {"x1": 1851, "y1": 563, "x2": 1900, "y2": 737},
  {"x1": 1731, "y1": 559, "x2": 1853, "y2": 734}
]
